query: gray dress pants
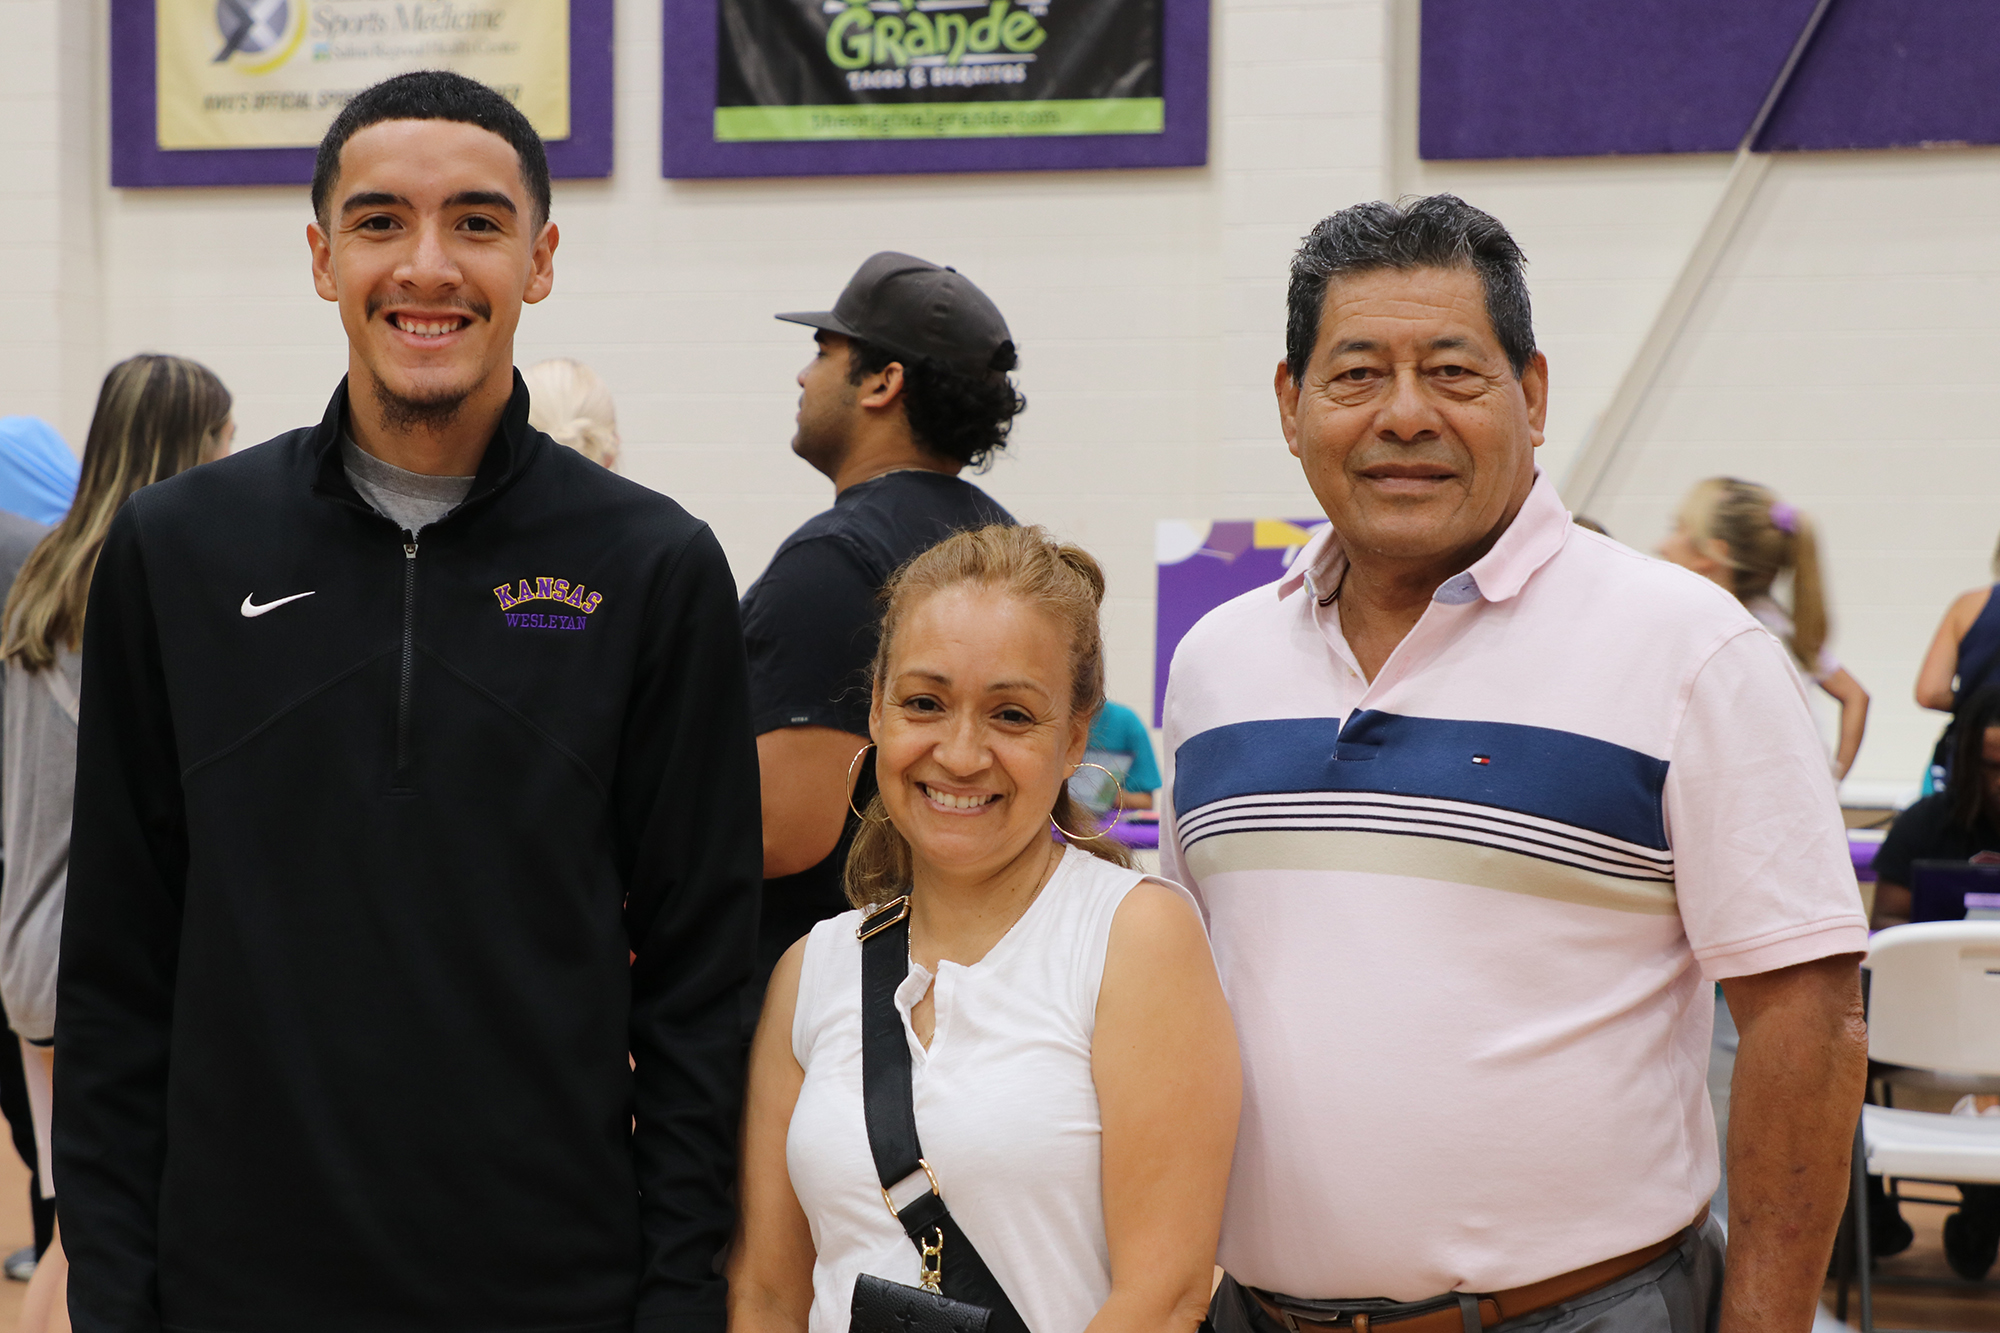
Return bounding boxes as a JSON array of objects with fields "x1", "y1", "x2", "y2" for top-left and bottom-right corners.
[{"x1": 1213, "y1": 1216, "x2": 1726, "y2": 1333}]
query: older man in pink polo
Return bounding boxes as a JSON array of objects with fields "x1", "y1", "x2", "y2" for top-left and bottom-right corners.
[{"x1": 1165, "y1": 195, "x2": 1867, "y2": 1333}]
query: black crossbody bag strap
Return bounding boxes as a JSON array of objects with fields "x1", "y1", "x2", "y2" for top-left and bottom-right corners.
[{"x1": 858, "y1": 899, "x2": 1029, "y2": 1333}]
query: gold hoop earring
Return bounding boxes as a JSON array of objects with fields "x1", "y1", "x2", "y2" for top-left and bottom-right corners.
[
  {"x1": 847, "y1": 744, "x2": 887, "y2": 823},
  {"x1": 1051, "y1": 762, "x2": 1124, "y2": 841}
]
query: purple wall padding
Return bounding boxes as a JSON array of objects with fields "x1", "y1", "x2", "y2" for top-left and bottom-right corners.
[
  {"x1": 1420, "y1": 0, "x2": 2000, "y2": 161},
  {"x1": 110, "y1": 0, "x2": 615, "y2": 188},
  {"x1": 1756, "y1": 0, "x2": 2000, "y2": 151}
]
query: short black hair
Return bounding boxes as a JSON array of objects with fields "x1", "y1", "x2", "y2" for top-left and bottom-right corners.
[
  {"x1": 1285, "y1": 194, "x2": 1534, "y2": 382},
  {"x1": 847, "y1": 339, "x2": 1025, "y2": 472},
  {"x1": 311, "y1": 70, "x2": 552, "y2": 228}
]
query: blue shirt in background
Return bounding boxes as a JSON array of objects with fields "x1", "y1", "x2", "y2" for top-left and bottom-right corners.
[
  {"x1": 1071, "y1": 700, "x2": 1161, "y2": 812},
  {"x1": 0, "y1": 418, "x2": 77, "y2": 527}
]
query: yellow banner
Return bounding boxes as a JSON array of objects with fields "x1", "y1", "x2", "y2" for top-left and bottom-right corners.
[{"x1": 156, "y1": 0, "x2": 570, "y2": 151}]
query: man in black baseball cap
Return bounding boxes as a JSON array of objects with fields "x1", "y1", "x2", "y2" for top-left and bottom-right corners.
[
  {"x1": 741, "y1": 252, "x2": 1023, "y2": 987},
  {"x1": 776, "y1": 250, "x2": 1017, "y2": 377}
]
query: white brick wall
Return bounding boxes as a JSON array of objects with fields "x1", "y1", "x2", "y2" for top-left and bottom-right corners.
[
  {"x1": 1583, "y1": 149, "x2": 2000, "y2": 803},
  {"x1": 0, "y1": 0, "x2": 96, "y2": 438},
  {"x1": 3, "y1": 0, "x2": 1996, "y2": 800}
]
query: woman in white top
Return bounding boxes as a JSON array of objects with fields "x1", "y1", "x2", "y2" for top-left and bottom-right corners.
[
  {"x1": 729, "y1": 525, "x2": 1240, "y2": 1333},
  {"x1": 1659, "y1": 476, "x2": 1870, "y2": 779}
]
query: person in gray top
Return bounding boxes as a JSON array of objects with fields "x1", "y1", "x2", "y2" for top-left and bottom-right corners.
[
  {"x1": 0, "y1": 353, "x2": 231, "y2": 1333},
  {"x1": 0, "y1": 513, "x2": 48, "y2": 568},
  {"x1": 0, "y1": 502, "x2": 48, "y2": 1279},
  {"x1": 0, "y1": 507, "x2": 49, "y2": 857}
]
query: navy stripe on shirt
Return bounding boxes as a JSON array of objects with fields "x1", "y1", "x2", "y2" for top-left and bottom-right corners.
[{"x1": 1172, "y1": 713, "x2": 1670, "y2": 851}]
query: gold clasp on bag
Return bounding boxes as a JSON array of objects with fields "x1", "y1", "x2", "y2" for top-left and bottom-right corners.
[
  {"x1": 918, "y1": 1228, "x2": 944, "y2": 1295},
  {"x1": 881, "y1": 1158, "x2": 943, "y2": 1218},
  {"x1": 857, "y1": 896, "x2": 911, "y2": 941}
]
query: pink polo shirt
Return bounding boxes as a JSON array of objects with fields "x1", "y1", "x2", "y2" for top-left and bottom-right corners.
[{"x1": 1161, "y1": 474, "x2": 1866, "y2": 1301}]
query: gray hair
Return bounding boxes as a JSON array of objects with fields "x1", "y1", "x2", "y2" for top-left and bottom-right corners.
[{"x1": 1285, "y1": 195, "x2": 1535, "y2": 382}]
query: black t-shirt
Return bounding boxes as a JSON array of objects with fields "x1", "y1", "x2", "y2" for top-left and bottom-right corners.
[
  {"x1": 1874, "y1": 792, "x2": 2000, "y2": 886},
  {"x1": 740, "y1": 470, "x2": 1014, "y2": 975}
]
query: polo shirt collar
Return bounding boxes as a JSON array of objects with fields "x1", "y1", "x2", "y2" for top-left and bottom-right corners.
[
  {"x1": 1278, "y1": 470, "x2": 1570, "y2": 607},
  {"x1": 1460, "y1": 471, "x2": 1570, "y2": 602}
]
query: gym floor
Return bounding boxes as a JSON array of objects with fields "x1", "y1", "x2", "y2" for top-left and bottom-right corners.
[
  {"x1": 0, "y1": 1147, "x2": 33, "y2": 1323},
  {"x1": 1825, "y1": 1179, "x2": 2000, "y2": 1332}
]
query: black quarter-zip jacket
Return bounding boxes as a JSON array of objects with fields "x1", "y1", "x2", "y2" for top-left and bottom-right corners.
[{"x1": 56, "y1": 377, "x2": 761, "y2": 1333}]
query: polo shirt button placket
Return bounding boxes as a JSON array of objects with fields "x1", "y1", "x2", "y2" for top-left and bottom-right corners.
[
  {"x1": 1308, "y1": 594, "x2": 1368, "y2": 689},
  {"x1": 1370, "y1": 590, "x2": 1481, "y2": 698}
]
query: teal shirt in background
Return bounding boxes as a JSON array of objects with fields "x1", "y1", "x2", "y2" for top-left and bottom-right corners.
[{"x1": 1075, "y1": 701, "x2": 1161, "y2": 812}]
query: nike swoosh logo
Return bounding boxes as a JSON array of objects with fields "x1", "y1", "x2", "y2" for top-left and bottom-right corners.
[{"x1": 240, "y1": 591, "x2": 316, "y2": 618}]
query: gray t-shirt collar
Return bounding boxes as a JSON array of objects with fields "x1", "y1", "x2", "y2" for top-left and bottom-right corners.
[{"x1": 340, "y1": 434, "x2": 476, "y2": 536}]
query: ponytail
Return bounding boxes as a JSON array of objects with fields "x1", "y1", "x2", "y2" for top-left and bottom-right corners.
[
  {"x1": 1679, "y1": 477, "x2": 1831, "y2": 674},
  {"x1": 1787, "y1": 511, "x2": 1827, "y2": 672}
]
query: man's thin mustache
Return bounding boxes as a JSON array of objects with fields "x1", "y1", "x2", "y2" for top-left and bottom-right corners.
[
  {"x1": 365, "y1": 294, "x2": 492, "y2": 321},
  {"x1": 1350, "y1": 453, "x2": 1460, "y2": 473}
]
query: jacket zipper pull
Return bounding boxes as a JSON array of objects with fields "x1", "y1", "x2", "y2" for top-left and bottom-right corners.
[{"x1": 394, "y1": 532, "x2": 421, "y2": 784}]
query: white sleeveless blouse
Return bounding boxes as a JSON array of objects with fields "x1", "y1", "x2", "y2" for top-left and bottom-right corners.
[{"x1": 787, "y1": 847, "x2": 1200, "y2": 1333}]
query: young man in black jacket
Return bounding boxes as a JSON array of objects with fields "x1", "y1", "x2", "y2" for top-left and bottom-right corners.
[{"x1": 56, "y1": 72, "x2": 761, "y2": 1333}]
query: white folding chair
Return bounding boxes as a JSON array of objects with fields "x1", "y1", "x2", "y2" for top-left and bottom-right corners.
[{"x1": 1842, "y1": 922, "x2": 2000, "y2": 1332}]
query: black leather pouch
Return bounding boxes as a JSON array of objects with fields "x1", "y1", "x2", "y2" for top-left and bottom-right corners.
[{"x1": 850, "y1": 1273, "x2": 993, "y2": 1333}]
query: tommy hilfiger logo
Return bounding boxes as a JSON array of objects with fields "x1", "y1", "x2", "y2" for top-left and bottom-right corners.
[{"x1": 493, "y1": 577, "x2": 603, "y2": 631}]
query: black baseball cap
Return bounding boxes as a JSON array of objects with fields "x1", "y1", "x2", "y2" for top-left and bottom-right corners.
[{"x1": 777, "y1": 252, "x2": 1013, "y2": 377}]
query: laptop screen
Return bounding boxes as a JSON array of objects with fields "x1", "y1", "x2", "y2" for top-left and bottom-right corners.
[{"x1": 1909, "y1": 861, "x2": 2000, "y2": 923}]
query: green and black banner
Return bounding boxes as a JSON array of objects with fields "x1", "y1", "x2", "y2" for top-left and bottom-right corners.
[{"x1": 715, "y1": 0, "x2": 1162, "y2": 141}]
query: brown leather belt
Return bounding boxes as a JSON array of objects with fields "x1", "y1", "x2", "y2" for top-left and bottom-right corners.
[{"x1": 1247, "y1": 1207, "x2": 1709, "y2": 1333}]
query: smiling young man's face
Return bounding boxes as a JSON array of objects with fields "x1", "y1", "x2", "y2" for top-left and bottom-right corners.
[
  {"x1": 309, "y1": 118, "x2": 557, "y2": 431},
  {"x1": 1276, "y1": 265, "x2": 1548, "y2": 576}
]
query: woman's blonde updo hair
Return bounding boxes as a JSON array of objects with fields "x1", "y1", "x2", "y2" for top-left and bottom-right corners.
[
  {"x1": 524, "y1": 358, "x2": 620, "y2": 469},
  {"x1": 1679, "y1": 476, "x2": 1829, "y2": 670},
  {"x1": 844, "y1": 524, "x2": 1133, "y2": 908}
]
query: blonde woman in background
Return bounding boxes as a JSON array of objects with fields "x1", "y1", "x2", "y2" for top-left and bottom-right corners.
[
  {"x1": 1659, "y1": 476, "x2": 1870, "y2": 779},
  {"x1": 524, "y1": 357, "x2": 620, "y2": 469},
  {"x1": 0, "y1": 354, "x2": 230, "y2": 1333},
  {"x1": 730, "y1": 525, "x2": 1238, "y2": 1333}
]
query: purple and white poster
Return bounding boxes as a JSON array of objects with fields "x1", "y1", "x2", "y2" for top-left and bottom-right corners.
[
  {"x1": 1154, "y1": 518, "x2": 1326, "y2": 726},
  {"x1": 111, "y1": 0, "x2": 615, "y2": 189}
]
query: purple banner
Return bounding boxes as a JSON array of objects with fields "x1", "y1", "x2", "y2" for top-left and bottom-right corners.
[
  {"x1": 110, "y1": 0, "x2": 614, "y2": 189},
  {"x1": 662, "y1": 0, "x2": 1209, "y2": 179},
  {"x1": 1421, "y1": 0, "x2": 2000, "y2": 161},
  {"x1": 1154, "y1": 519, "x2": 1323, "y2": 728}
]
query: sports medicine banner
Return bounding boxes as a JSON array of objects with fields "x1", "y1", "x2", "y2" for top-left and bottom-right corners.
[
  {"x1": 154, "y1": 0, "x2": 570, "y2": 151},
  {"x1": 714, "y1": 0, "x2": 1161, "y2": 142}
]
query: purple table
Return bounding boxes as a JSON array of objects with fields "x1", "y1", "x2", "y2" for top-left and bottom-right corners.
[
  {"x1": 1850, "y1": 829, "x2": 1884, "y2": 882},
  {"x1": 1104, "y1": 814, "x2": 1160, "y2": 852}
]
